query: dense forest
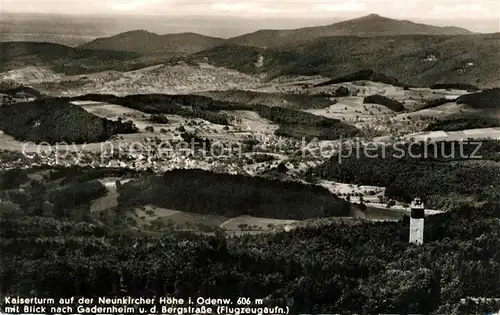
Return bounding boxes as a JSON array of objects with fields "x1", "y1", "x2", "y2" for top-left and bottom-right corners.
[
  {"x1": 425, "y1": 115, "x2": 500, "y2": 131},
  {"x1": 1, "y1": 200, "x2": 499, "y2": 314},
  {"x1": 117, "y1": 169, "x2": 350, "y2": 219},
  {"x1": 363, "y1": 94, "x2": 405, "y2": 112},
  {"x1": 0, "y1": 98, "x2": 138, "y2": 144},
  {"x1": 430, "y1": 83, "x2": 480, "y2": 91},
  {"x1": 310, "y1": 140, "x2": 500, "y2": 210},
  {"x1": 1, "y1": 178, "x2": 106, "y2": 219}
]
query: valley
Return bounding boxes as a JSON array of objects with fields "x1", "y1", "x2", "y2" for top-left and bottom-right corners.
[{"x1": 1, "y1": 12, "x2": 499, "y2": 314}]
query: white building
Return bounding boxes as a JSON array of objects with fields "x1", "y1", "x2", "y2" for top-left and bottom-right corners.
[{"x1": 409, "y1": 197, "x2": 425, "y2": 245}]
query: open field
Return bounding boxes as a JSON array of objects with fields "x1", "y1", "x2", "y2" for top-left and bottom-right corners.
[
  {"x1": 123, "y1": 206, "x2": 360, "y2": 235},
  {"x1": 405, "y1": 127, "x2": 500, "y2": 142},
  {"x1": 319, "y1": 180, "x2": 385, "y2": 197},
  {"x1": 220, "y1": 215, "x2": 297, "y2": 231},
  {"x1": 221, "y1": 110, "x2": 279, "y2": 134},
  {"x1": 306, "y1": 96, "x2": 394, "y2": 124},
  {"x1": 126, "y1": 208, "x2": 378, "y2": 235}
]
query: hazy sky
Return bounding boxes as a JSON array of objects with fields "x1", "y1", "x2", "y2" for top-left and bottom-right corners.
[{"x1": 3, "y1": 0, "x2": 500, "y2": 19}]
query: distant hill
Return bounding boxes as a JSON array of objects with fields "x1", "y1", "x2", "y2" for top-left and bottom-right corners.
[
  {"x1": 79, "y1": 30, "x2": 226, "y2": 54},
  {"x1": 193, "y1": 33, "x2": 500, "y2": 87},
  {"x1": 228, "y1": 14, "x2": 474, "y2": 48},
  {"x1": 0, "y1": 42, "x2": 139, "y2": 74}
]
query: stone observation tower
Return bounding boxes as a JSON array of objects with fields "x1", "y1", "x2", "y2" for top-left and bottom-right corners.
[{"x1": 409, "y1": 197, "x2": 425, "y2": 245}]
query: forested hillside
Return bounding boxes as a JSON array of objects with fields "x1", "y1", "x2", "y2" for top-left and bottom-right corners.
[
  {"x1": 118, "y1": 169, "x2": 350, "y2": 220},
  {"x1": 0, "y1": 164, "x2": 499, "y2": 313},
  {"x1": 0, "y1": 42, "x2": 140, "y2": 74},
  {"x1": 0, "y1": 98, "x2": 138, "y2": 144},
  {"x1": 192, "y1": 34, "x2": 500, "y2": 87},
  {"x1": 456, "y1": 88, "x2": 500, "y2": 109},
  {"x1": 2, "y1": 33, "x2": 498, "y2": 88},
  {"x1": 1, "y1": 201, "x2": 499, "y2": 314}
]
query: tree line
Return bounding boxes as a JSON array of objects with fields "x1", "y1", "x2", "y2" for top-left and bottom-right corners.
[{"x1": 363, "y1": 94, "x2": 405, "y2": 112}]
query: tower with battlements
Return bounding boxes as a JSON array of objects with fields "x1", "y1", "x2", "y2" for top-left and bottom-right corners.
[{"x1": 409, "y1": 197, "x2": 425, "y2": 245}]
